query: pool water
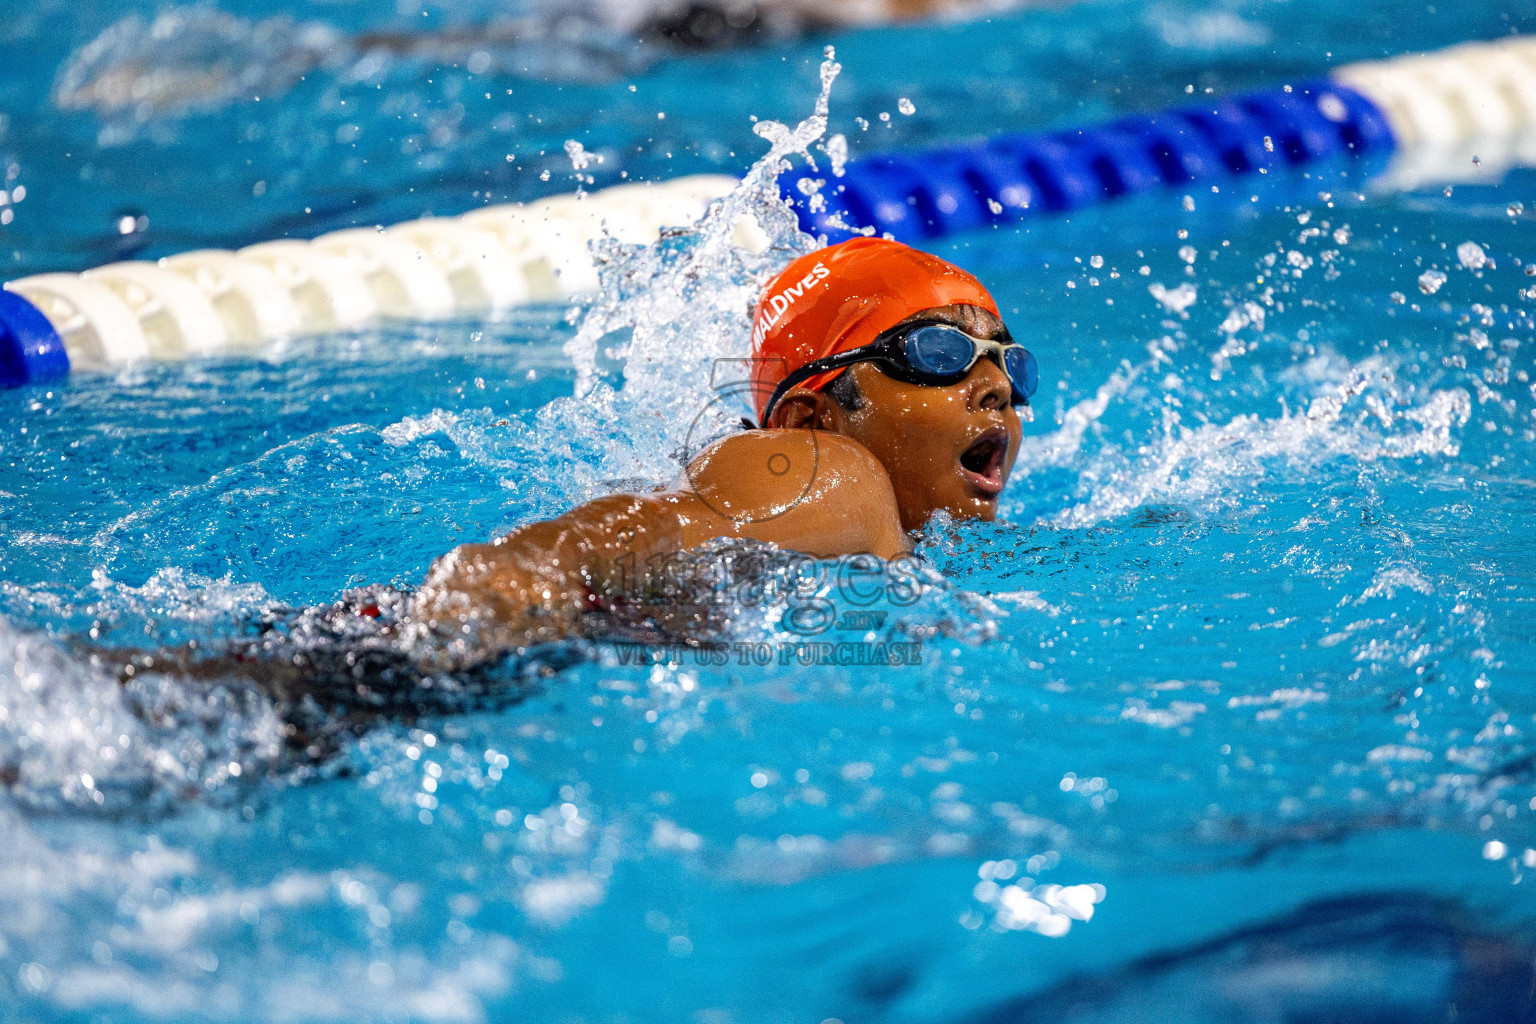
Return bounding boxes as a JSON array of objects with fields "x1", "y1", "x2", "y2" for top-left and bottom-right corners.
[{"x1": 5, "y1": 1, "x2": 1536, "y2": 1021}]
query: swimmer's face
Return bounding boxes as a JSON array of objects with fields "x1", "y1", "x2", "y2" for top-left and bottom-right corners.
[{"x1": 773, "y1": 304, "x2": 1024, "y2": 532}]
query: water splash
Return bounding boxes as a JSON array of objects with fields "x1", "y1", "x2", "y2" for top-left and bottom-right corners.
[
  {"x1": 1007, "y1": 341, "x2": 1473, "y2": 529},
  {"x1": 0, "y1": 614, "x2": 286, "y2": 815},
  {"x1": 559, "y1": 49, "x2": 837, "y2": 461}
]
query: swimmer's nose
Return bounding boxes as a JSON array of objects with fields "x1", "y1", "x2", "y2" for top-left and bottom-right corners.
[{"x1": 967, "y1": 355, "x2": 1014, "y2": 413}]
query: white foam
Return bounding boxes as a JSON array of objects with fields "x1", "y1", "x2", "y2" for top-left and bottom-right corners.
[
  {"x1": 1017, "y1": 349, "x2": 1472, "y2": 529},
  {"x1": 0, "y1": 612, "x2": 285, "y2": 814}
]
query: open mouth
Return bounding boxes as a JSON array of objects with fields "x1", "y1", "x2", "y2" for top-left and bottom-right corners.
[{"x1": 958, "y1": 428, "x2": 1009, "y2": 497}]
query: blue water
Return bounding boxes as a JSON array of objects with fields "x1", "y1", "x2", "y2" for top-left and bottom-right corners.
[{"x1": 5, "y1": 1, "x2": 1536, "y2": 1021}]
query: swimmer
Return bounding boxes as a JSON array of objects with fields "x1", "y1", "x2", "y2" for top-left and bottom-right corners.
[
  {"x1": 356, "y1": 0, "x2": 1027, "y2": 57},
  {"x1": 59, "y1": 0, "x2": 1035, "y2": 120},
  {"x1": 406, "y1": 237, "x2": 1036, "y2": 666},
  {"x1": 645, "y1": 0, "x2": 1035, "y2": 48},
  {"x1": 359, "y1": 0, "x2": 1030, "y2": 53},
  {"x1": 92, "y1": 239, "x2": 1035, "y2": 760}
]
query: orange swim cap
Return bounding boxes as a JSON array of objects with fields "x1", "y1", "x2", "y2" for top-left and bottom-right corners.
[{"x1": 749, "y1": 238, "x2": 1000, "y2": 423}]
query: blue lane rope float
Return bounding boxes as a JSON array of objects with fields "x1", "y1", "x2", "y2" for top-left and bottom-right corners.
[
  {"x1": 779, "y1": 80, "x2": 1396, "y2": 242},
  {"x1": 0, "y1": 288, "x2": 70, "y2": 387},
  {"x1": 6, "y1": 35, "x2": 1536, "y2": 388}
]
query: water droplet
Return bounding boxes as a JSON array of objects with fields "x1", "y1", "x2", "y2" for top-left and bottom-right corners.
[
  {"x1": 897, "y1": 98, "x2": 916, "y2": 116},
  {"x1": 1089, "y1": 255, "x2": 1103, "y2": 269},
  {"x1": 1149, "y1": 281, "x2": 1198, "y2": 313},
  {"x1": 1418, "y1": 269, "x2": 1447, "y2": 295},
  {"x1": 986, "y1": 198, "x2": 1003, "y2": 215},
  {"x1": 1457, "y1": 241, "x2": 1488, "y2": 271},
  {"x1": 563, "y1": 139, "x2": 593, "y2": 172},
  {"x1": 1509, "y1": 202, "x2": 1525, "y2": 218},
  {"x1": 825, "y1": 133, "x2": 848, "y2": 176},
  {"x1": 1182, "y1": 195, "x2": 1195, "y2": 212},
  {"x1": 1263, "y1": 135, "x2": 1274, "y2": 152}
]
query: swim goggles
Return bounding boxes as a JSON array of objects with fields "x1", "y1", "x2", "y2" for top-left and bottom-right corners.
[{"x1": 760, "y1": 320, "x2": 1039, "y2": 426}]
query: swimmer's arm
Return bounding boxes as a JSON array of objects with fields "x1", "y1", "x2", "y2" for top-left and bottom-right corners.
[
  {"x1": 410, "y1": 494, "x2": 686, "y2": 646},
  {"x1": 411, "y1": 430, "x2": 907, "y2": 643}
]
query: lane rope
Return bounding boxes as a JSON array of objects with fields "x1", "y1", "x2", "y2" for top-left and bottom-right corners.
[{"x1": 6, "y1": 36, "x2": 1536, "y2": 387}]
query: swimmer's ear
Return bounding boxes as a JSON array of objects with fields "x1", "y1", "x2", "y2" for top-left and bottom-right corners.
[{"x1": 767, "y1": 388, "x2": 842, "y2": 431}]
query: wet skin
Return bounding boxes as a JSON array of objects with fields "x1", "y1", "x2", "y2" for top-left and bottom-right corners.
[{"x1": 409, "y1": 303, "x2": 1024, "y2": 657}]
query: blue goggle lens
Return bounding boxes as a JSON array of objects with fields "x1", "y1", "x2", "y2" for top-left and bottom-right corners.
[
  {"x1": 901, "y1": 324, "x2": 1038, "y2": 404},
  {"x1": 1005, "y1": 345, "x2": 1038, "y2": 400},
  {"x1": 903, "y1": 325, "x2": 974, "y2": 376}
]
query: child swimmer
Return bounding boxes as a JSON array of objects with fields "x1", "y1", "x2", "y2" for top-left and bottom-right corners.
[
  {"x1": 97, "y1": 239, "x2": 1038, "y2": 757},
  {"x1": 407, "y1": 237, "x2": 1037, "y2": 665}
]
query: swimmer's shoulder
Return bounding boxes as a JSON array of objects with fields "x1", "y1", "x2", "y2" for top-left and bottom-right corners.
[
  {"x1": 680, "y1": 428, "x2": 896, "y2": 502},
  {"x1": 666, "y1": 428, "x2": 909, "y2": 558}
]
